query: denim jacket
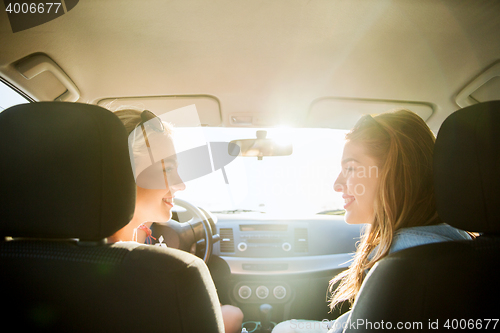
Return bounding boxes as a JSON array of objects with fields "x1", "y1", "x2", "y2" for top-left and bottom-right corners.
[
  {"x1": 328, "y1": 224, "x2": 471, "y2": 333},
  {"x1": 368, "y1": 223, "x2": 471, "y2": 260},
  {"x1": 389, "y1": 223, "x2": 471, "y2": 254}
]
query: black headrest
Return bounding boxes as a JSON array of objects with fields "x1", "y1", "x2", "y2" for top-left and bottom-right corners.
[
  {"x1": 434, "y1": 101, "x2": 500, "y2": 234},
  {"x1": 0, "y1": 102, "x2": 136, "y2": 241}
]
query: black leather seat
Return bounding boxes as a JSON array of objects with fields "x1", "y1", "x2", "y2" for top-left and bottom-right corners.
[
  {"x1": 345, "y1": 101, "x2": 500, "y2": 332},
  {"x1": 0, "y1": 102, "x2": 224, "y2": 332}
]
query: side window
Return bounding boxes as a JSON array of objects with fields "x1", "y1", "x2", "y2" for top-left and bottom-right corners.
[{"x1": 0, "y1": 79, "x2": 30, "y2": 112}]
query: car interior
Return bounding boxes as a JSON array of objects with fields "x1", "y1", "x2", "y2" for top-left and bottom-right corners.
[{"x1": 1, "y1": 1, "x2": 499, "y2": 332}]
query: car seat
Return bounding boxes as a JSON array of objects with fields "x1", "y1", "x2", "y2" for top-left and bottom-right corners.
[{"x1": 0, "y1": 102, "x2": 224, "y2": 332}]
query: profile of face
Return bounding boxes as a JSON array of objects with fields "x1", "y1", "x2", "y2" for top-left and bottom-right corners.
[
  {"x1": 334, "y1": 141, "x2": 380, "y2": 225},
  {"x1": 134, "y1": 134, "x2": 186, "y2": 223}
]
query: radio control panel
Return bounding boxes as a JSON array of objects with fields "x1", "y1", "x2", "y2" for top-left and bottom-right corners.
[
  {"x1": 218, "y1": 222, "x2": 309, "y2": 257},
  {"x1": 214, "y1": 216, "x2": 362, "y2": 258}
]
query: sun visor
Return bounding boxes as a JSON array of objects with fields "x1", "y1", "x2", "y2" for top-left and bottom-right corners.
[
  {"x1": 129, "y1": 105, "x2": 239, "y2": 189},
  {"x1": 306, "y1": 97, "x2": 434, "y2": 130},
  {"x1": 98, "y1": 95, "x2": 222, "y2": 126}
]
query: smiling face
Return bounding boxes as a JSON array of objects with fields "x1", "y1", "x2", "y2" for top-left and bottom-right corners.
[
  {"x1": 130, "y1": 119, "x2": 187, "y2": 223},
  {"x1": 334, "y1": 141, "x2": 381, "y2": 225},
  {"x1": 134, "y1": 153, "x2": 186, "y2": 224},
  {"x1": 110, "y1": 154, "x2": 185, "y2": 243},
  {"x1": 109, "y1": 109, "x2": 186, "y2": 242}
]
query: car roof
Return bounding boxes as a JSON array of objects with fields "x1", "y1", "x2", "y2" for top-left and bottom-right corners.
[{"x1": 1, "y1": 0, "x2": 499, "y2": 131}]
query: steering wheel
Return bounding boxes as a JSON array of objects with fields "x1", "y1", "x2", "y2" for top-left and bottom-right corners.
[{"x1": 149, "y1": 198, "x2": 215, "y2": 263}]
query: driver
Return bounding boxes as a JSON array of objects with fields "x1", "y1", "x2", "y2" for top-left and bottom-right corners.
[
  {"x1": 108, "y1": 108, "x2": 244, "y2": 333},
  {"x1": 108, "y1": 109, "x2": 183, "y2": 243}
]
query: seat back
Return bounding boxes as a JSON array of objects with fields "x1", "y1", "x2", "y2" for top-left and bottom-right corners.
[
  {"x1": 0, "y1": 102, "x2": 224, "y2": 332},
  {"x1": 345, "y1": 101, "x2": 500, "y2": 331}
]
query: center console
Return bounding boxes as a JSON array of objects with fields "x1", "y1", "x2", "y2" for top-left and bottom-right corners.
[{"x1": 209, "y1": 215, "x2": 362, "y2": 326}]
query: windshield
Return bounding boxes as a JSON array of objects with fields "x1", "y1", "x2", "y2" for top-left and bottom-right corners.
[{"x1": 173, "y1": 127, "x2": 349, "y2": 216}]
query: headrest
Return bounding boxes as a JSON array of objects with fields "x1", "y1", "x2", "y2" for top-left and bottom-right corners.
[
  {"x1": 0, "y1": 102, "x2": 136, "y2": 241},
  {"x1": 434, "y1": 100, "x2": 500, "y2": 234}
]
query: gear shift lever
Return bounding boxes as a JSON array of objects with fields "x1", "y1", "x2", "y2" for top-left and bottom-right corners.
[{"x1": 259, "y1": 303, "x2": 273, "y2": 332}]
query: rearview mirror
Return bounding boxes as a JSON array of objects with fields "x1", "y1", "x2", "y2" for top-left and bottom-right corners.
[{"x1": 229, "y1": 130, "x2": 293, "y2": 160}]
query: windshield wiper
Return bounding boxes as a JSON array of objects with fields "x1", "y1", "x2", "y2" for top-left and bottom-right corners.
[
  {"x1": 212, "y1": 209, "x2": 264, "y2": 214},
  {"x1": 317, "y1": 209, "x2": 345, "y2": 215}
]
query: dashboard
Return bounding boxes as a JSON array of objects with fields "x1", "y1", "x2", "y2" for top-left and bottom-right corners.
[{"x1": 210, "y1": 214, "x2": 362, "y2": 322}]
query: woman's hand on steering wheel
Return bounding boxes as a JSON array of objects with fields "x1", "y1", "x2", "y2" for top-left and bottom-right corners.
[{"x1": 149, "y1": 198, "x2": 217, "y2": 263}]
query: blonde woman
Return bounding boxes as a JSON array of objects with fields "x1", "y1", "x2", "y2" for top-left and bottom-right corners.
[
  {"x1": 108, "y1": 108, "x2": 244, "y2": 333},
  {"x1": 273, "y1": 110, "x2": 471, "y2": 333},
  {"x1": 107, "y1": 109, "x2": 183, "y2": 244}
]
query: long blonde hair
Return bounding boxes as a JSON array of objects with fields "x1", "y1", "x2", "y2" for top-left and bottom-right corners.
[{"x1": 329, "y1": 109, "x2": 440, "y2": 310}]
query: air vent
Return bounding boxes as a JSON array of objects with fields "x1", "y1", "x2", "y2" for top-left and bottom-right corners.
[
  {"x1": 219, "y1": 228, "x2": 234, "y2": 253},
  {"x1": 294, "y1": 228, "x2": 308, "y2": 253}
]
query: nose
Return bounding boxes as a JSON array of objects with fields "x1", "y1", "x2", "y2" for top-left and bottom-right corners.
[
  {"x1": 169, "y1": 170, "x2": 186, "y2": 193},
  {"x1": 334, "y1": 172, "x2": 345, "y2": 193},
  {"x1": 171, "y1": 178, "x2": 186, "y2": 193}
]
